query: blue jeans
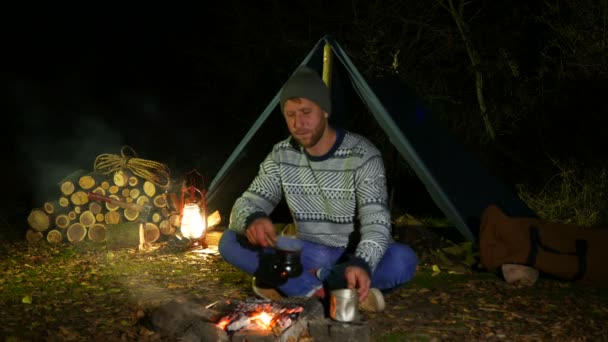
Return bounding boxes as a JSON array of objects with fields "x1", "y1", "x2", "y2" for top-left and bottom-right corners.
[{"x1": 218, "y1": 229, "x2": 418, "y2": 297}]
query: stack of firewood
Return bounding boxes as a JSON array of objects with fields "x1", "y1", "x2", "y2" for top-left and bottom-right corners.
[{"x1": 25, "y1": 169, "x2": 182, "y2": 245}]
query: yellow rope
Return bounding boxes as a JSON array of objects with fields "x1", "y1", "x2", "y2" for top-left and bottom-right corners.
[{"x1": 93, "y1": 146, "x2": 171, "y2": 188}]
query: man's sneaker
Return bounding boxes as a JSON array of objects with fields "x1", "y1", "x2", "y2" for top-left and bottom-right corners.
[
  {"x1": 252, "y1": 277, "x2": 284, "y2": 301},
  {"x1": 359, "y1": 288, "x2": 385, "y2": 312}
]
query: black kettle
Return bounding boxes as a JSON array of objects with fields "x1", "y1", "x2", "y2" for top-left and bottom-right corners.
[{"x1": 272, "y1": 247, "x2": 303, "y2": 279}]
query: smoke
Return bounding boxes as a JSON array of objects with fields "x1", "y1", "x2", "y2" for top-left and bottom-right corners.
[{"x1": 9, "y1": 79, "x2": 126, "y2": 208}]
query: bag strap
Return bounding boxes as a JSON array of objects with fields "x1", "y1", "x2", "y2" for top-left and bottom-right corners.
[{"x1": 526, "y1": 225, "x2": 588, "y2": 281}]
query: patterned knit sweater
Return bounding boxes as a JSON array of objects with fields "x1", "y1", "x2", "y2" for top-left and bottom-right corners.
[{"x1": 228, "y1": 128, "x2": 393, "y2": 272}]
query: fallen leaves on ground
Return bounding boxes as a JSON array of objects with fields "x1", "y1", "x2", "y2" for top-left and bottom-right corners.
[{"x1": 0, "y1": 233, "x2": 606, "y2": 341}]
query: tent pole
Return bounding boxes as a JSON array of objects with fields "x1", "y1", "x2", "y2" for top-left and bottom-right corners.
[{"x1": 322, "y1": 42, "x2": 333, "y2": 90}]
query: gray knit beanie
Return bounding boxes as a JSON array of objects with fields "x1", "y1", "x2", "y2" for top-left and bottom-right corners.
[{"x1": 280, "y1": 66, "x2": 331, "y2": 115}]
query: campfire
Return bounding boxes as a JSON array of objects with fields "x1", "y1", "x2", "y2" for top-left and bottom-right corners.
[
  {"x1": 215, "y1": 300, "x2": 304, "y2": 335},
  {"x1": 144, "y1": 295, "x2": 370, "y2": 341}
]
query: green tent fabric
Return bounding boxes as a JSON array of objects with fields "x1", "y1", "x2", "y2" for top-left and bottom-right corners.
[{"x1": 206, "y1": 36, "x2": 536, "y2": 242}]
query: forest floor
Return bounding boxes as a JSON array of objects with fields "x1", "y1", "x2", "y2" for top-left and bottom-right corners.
[{"x1": 1, "y1": 225, "x2": 607, "y2": 341}]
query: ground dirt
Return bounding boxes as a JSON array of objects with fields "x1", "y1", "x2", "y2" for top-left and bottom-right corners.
[{"x1": 0, "y1": 226, "x2": 606, "y2": 341}]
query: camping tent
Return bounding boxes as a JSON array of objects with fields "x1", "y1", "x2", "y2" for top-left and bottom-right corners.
[{"x1": 206, "y1": 35, "x2": 536, "y2": 242}]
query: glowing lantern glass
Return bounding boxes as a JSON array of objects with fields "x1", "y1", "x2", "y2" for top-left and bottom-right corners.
[
  {"x1": 179, "y1": 169, "x2": 208, "y2": 241},
  {"x1": 180, "y1": 202, "x2": 206, "y2": 239}
]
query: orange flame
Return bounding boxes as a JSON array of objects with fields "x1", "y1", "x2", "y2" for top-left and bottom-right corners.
[{"x1": 249, "y1": 311, "x2": 275, "y2": 329}]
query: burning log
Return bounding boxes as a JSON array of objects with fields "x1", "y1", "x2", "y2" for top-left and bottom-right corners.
[
  {"x1": 216, "y1": 300, "x2": 305, "y2": 336},
  {"x1": 144, "y1": 297, "x2": 328, "y2": 341}
]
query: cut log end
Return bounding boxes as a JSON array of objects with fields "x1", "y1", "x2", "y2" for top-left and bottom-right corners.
[
  {"x1": 26, "y1": 229, "x2": 44, "y2": 243},
  {"x1": 67, "y1": 223, "x2": 87, "y2": 243},
  {"x1": 144, "y1": 222, "x2": 160, "y2": 243},
  {"x1": 88, "y1": 223, "x2": 106, "y2": 242},
  {"x1": 27, "y1": 209, "x2": 50, "y2": 232},
  {"x1": 47, "y1": 229, "x2": 63, "y2": 244},
  {"x1": 55, "y1": 214, "x2": 71, "y2": 229}
]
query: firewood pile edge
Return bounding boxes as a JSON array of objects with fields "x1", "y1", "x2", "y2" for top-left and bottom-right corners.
[{"x1": 25, "y1": 167, "x2": 186, "y2": 248}]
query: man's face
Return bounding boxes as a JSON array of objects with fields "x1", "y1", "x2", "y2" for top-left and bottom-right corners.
[{"x1": 283, "y1": 97, "x2": 327, "y2": 149}]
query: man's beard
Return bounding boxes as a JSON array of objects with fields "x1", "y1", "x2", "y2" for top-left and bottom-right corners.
[{"x1": 292, "y1": 121, "x2": 325, "y2": 149}]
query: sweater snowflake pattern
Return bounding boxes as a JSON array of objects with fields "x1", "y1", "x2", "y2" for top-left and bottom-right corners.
[{"x1": 228, "y1": 129, "x2": 393, "y2": 272}]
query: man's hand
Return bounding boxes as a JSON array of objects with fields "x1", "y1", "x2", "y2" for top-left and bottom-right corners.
[
  {"x1": 245, "y1": 217, "x2": 277, "y2": 247},
  {"x1": 344, "y1": 265, "x2": 371, "y2": 301}
]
